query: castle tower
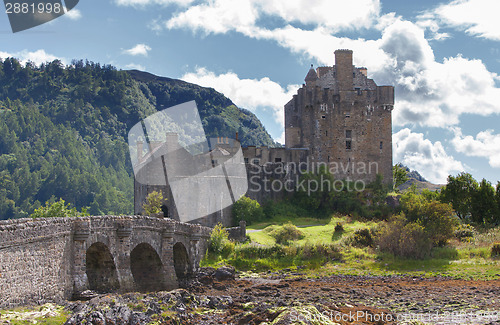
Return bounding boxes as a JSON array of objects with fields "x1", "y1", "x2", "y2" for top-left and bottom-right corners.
[{"x1": 284, "y1": 49, "x2": 394, "y2": 183}]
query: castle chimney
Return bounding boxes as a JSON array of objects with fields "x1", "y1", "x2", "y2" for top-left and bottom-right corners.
[
  {"x1": 235, "y1": 132, "x2": 239, "y2": 141},
  {"x1": 334, "y1": 49, "x2": 353, "y2": 91},
  {"x1": 165, "y1": 132, "x2": 179, "y2": 151},
  {"x1": 359, "y1": 67, "x2": 367, "y2": 76},
  {"x1": 137, "y1": 140, "x2": 144, "y2": 163}
]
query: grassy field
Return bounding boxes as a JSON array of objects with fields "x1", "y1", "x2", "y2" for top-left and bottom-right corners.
[{"x1": 203, "y1": 215, "x2": 500, "y2": 280}]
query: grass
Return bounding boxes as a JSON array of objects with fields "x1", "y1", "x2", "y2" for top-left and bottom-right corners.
[{"x1": 205, "y1": 213, "x2": 500, "y2": 281}]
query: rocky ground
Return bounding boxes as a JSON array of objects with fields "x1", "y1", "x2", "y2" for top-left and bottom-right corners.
[{"x1": 59, "y1": 267, "x2": 500, "y2": 325}]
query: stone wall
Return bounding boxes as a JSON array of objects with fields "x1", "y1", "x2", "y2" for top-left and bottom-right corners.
[
  {"x1": 0, "y1": 217, "x2": 74, "y2": 307},
  {"x1": 0, "y1": 216, "x2": 212, "y2": 308}
]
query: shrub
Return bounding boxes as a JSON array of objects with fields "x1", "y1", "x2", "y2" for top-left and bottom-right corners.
[
  {"x1": 454, "y1": 224, "x2": 476, "y2": 241},
  {"x1": 300, "y1": 243, "x2": 341, "y2": 260},
  {"x1": 30, "y1": 198, "x2": 88, "y2": 218},
  {"x1": 142, "y1": 191, "x2": 164, "y2": 215},
  {"x1": 377, "y1": 214, "x2": 432, "y2": 259},
  {"x1": 232, "y1": 196, "x2": 264, "y2": 226},
  {"x1": 269, "y1": 222, "x2": 304, "y2": 245},
  {"x1": 349, "y1": 228, "x2": 375, "y2": 247},
  {"x1": 492, "y1": 243, "x2": 500, "y2": 257},
  {"x1": 209, "y1": 223, "x2": 230, "y2": 255},
  {"x1": 334, "y1": 222, "x2": 344, "y2": 233}
]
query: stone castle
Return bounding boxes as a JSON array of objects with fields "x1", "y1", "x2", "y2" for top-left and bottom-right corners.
[{"x1": 135, "y1": 49, "x2": 394, "y2": 225}]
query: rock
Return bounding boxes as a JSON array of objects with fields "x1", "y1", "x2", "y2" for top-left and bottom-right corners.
[{"x1": 215, "y1": 266, "x2": 235, "y2": 281}]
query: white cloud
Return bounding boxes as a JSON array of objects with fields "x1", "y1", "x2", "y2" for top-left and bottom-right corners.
[
  {"x1": 181, "y1": 67, "x2": 299, "y2": 126},
  {"x1": 451, "y1": 128, "x2": 500, "y2": 168},
  {"x1": 115, "y1": 0, "x2": 194, "y2": 7},
  {"x1": 0, "y1": 49, "x2": 66, "y2": 66},
  {"x1": 123, "y1": 44, "x2": 152, "y2": 56},
  {"x1": 64, "y1": 8, "x2": 82, "y2": 20},
  {"x1": 124, "y1": 63, "x2": 146, "y2": 70},
  {"x1": 165, "y1": 0, "x2": 381, "y2": 34},
  {"x1": 425, "y1": 0, "x2": 500, "y2": 41},
  {"x1": 393, "y1": 128, "x2": 464, "y2": 184}
]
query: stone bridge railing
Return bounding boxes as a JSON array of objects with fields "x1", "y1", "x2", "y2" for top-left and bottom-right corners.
[{"x1": 0, "y1": 216, "x2": 214, "y2": 308}]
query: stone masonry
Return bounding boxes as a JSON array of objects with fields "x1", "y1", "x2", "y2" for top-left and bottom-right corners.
[{"x1": 0, "y1": 216, "x2": 221, "y2": 308}]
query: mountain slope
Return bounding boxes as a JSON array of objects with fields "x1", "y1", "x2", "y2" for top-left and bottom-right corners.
[{"x1": 0, "y1": 58, "x2": 275, "y2": 219}]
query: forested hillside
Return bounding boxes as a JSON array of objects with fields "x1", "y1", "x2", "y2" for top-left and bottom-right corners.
[{"x1": 0, "y1": 58, "x2": 275, "y2": 219}]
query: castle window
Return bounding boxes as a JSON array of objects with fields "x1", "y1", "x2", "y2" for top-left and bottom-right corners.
[
  {"x1": 345, "y1": 112, "x2": 350, "y2": 118},
  {"x1": 321, "y1": 115, "x2": 326, "y2": 119},
  {"x1": 346, "y1": 130, "x2": 352, "y2": 138},
  {"x1": 325, "y1": 131, "x2": 328, "y2": 136},
  {"x1": 274, "y1": 158, "x2": 282, "y2": 163},
  {"x1": 328, "y1": 156, "x2": 330, "y2": 162},
  {"x1": 252, "y1": 158, "x2": 260, "y2": 165},
  {"x1": 380, "y1": 141, "x2": 383, "y2": 150},
  {"x1": 346, "y1": 140, "x2": 352, "y2": 150},
  {"x1": 353, "y1": 72, "x2": 356, "y2": 78},
  {"x1": 244, "y1": 158, "x2": 249, "y2": 164},
  {"x1": 355, "y1": 88, "x2": 361, "y2": 95},
  {"x1": 320, "y1": 103, "x2": 327, "y2": 111}
]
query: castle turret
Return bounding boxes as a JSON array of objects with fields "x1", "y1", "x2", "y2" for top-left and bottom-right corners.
[
  {"x1": 334, "y1": 49, "x2": 353, "y2": 91},
  {"x1": 304, "y1": 64, "x2": 318, "y2": 87}
]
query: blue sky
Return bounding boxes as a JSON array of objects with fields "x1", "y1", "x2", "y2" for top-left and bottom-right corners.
[{"x1": 1, "y1": 0, "x2": 500, "y2": 184}]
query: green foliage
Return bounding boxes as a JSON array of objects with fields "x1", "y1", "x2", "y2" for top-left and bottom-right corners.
[
  {"x1": 0, "y1": 58, "x2": 275, "y2": 220},
  {"x1": 377, "y1": 214, "x2": 432, "y2": 259},
  {"x1": 232, "y1": 196, "x2": 264, "y2": 226},
  {"x1": 400, "y1": 190, "x2": 457, "y2": 246},
  {"x1": 393, "y1": 163, "x2": 408, "y2": 191},
  {"x1": 454, "y1": 223, "x2": 476, "y2": 241},
  {"x1": 440, "y1": 172, "x2": 478, "y2": 219},
  {"x1": 30, "y1": 198, "x2": 88, "y2": 218},
  {"x1": 334, "y1": 222, "x2": 344, "y2": 233},
  {"x1": 471, "y1": 179, "x2": 498, "y2": 224},
  {"x1": 208, "y1": 223, "x2": 230, "y2": 255},
  {"x1": 142, "y1": 191, "x2": 164, "y2": 215},
  {"x1": 348, "y1": 228, "x2": 375, "y2": 247},
  {"x1": 492, "y1": 243, "x2": 500, "y2": 257},
  {"x1": 268, "y1": 222, "x2": 305, "y2": 245}
]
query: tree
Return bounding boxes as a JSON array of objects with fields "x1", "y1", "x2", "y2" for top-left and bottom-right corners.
[
  {"x1": 232, "y1": 196, "x2": 264, "y2": 226},
  {"x1": 393, "y1": 164, "x2": 408, "y2": 191},
  {"x1": 142, "y1": 191, "x2": 164, "y2": 215},
  {"x1": 471, "y1": 179, "x2": 498, "y2": 224},
  {"x1": 30, "y1": 198, "x2": 88, "y2": 218},
  {"x1": 440, "y1": 172, "x2": 478, "y2": 219}
]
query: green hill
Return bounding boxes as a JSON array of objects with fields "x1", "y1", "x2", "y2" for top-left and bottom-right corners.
[{"x1": 0, "y1": 58, "x2": 275, "y2": 219}]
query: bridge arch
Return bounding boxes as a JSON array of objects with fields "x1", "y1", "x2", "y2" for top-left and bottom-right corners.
[
  {"x1": 130, "y1": 243, "x2": 166, "y2": 292},
  {"x1": 173, "y1": 242, "x2": 190, "y2": 281},
  {"x1": 86, "y1": 242, "x2": 120, "y2": 293}
]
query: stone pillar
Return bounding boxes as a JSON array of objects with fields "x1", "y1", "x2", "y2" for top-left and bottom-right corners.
[
  {"x1": 115, "y1": 224, "x2": 135, "y2": 292},
  {"x1": 335, "y1": 49, "x2": 353, "y2": 91},
  {"x1": 72, "y1": 222, "x2": 90, "y2": 295},
  {"x1": 161, "y1": 230, "x2": 178, "y2": 289},
  {"x1": 239, "y1": 220, "x2": 246, "y2": 240}
]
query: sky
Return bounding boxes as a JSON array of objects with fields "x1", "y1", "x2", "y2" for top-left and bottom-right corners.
[{"x1": 1, "y1": 0, "x2": 500, "y2": 184}]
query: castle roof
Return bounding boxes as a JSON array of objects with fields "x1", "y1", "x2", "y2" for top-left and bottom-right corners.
[{"x1": 304, "y1": 65, "x2": 318, "y2": 82}]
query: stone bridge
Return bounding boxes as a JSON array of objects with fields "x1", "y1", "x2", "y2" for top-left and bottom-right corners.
[{"x1": 0, "y1": 216, "x2": 229, "y2": 308}]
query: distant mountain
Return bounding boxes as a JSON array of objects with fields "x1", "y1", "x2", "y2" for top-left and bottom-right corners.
[
  {"x1": 396, "y1": 164, "x2": 443, "y2": 192},
  {"x1": 0, "y1": 58, "x2": 275, "y2": 219}
]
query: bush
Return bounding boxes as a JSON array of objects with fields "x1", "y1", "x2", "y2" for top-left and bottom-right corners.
[
  {"x1": 334, "y1": 222, "x2": 344, "y2": 233},
  {"x1": 492, "y1": 243, "x2": 500, "y2": 257},
  {"x1": 377, "y1": 214, "x2": 432, "y2": 259},
  {"x1": 30, "y1": 198, "x2": 88, "y2": 218},
  {"x1": 454, "y1": 224, "x2": 476, "y2": 241},
  {"x1": 142, "y1": 191, "x2": 164, "y2": 215},
  {"x1": 400, "y1": 191, "x2": 458, "y2": 246},
  {"x1": 209, "y1": 223, "x2": 231, "y2": 255},
  {"x1": 300, "y1": 243, "x2": 342, "y2": 260},
  {"x1": 348, "y1": 228, "x2": 375, "y2": 248},
  {"x1": 232, "y1": 196, "x2": 264, "y2": 226},
  {"x1": 269, "y1": 222, "x2": 304, "y2": 245}
]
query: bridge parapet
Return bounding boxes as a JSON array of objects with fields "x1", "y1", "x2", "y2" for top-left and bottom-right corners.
[{"x1": 0, "y1": 216, "x2": 212, "y2": 308}]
